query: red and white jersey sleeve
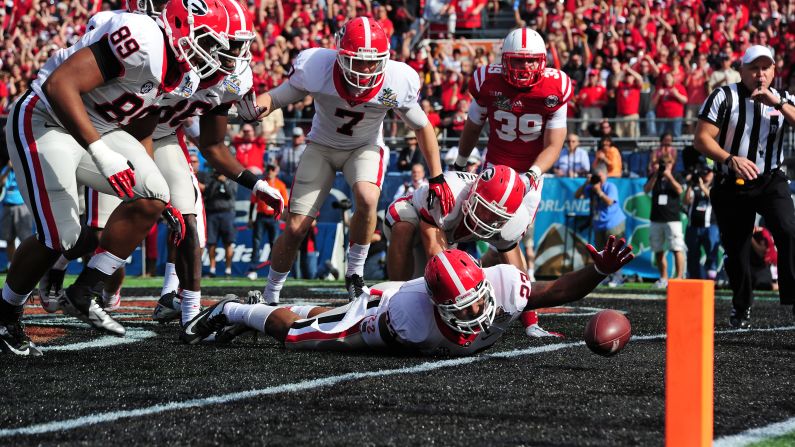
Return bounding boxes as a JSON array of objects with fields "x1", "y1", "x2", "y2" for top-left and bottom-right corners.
[
  {"x1": 32, "y1": 12, "x2": 166, "y2": 135},
  {"x1": 287, "y1": 48, "x2": 420, "y2": 150},
  {"x1": 410, "y1": 171, "x2": 476, "y2": 231},
  {"x1": 153, "y1": 63, "x2": 253, "y2": 139},
  {"x1": 383, "y1": 264, "x2": 529, "y2": 356},
  {"x1": 469, "y1": 65, "x2": 572, "y2": 172}
]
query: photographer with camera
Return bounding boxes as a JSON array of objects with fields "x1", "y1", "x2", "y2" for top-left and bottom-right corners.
[
  {"x1": 683, "y1": 166, "x2": 719, "y2": 279},
  {"x1": 644, "y1": 155, "x2": 685, "y2": 288},
  {"x1": 203, "y1": 169, "x2": 238, "y2": 278},
  {"x1": 575, "y1": 163, "x2": 627, "y2": 286}
]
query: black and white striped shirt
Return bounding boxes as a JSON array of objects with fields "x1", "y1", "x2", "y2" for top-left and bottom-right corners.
[{"x1": 698, "y1": 83, "x2": 794, "y2": 175}]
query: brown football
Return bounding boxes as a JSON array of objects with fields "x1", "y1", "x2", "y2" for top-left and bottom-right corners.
[{"x1": 584, "y1": 310, "x2": 631, "y2": 356}]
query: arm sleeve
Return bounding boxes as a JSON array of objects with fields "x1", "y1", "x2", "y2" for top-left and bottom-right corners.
[
  {"x1": 269, "y1": 81, "x2": 309, "y2": 110},
  {"x1": 394, "y1": 103, "x2": 430, "y2": 130},
  {"x1": 88, "y1": 37, "x2": 122, "y2": 82},
  {"x1": 698, "y1": 87, "x2": 727, "y2": 125},
  {"x1": 546, "y1": 103, "x2": 568, "y2": 129}
]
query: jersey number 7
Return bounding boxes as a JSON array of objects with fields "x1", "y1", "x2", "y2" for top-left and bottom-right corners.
[{"x1": 335, "y1": 108, "x2": 365, "y2": 136}]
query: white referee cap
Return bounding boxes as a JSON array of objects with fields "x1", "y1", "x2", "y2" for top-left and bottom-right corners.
[{"x1": 742, "y1": 45, "x2": 774, "y2": 65}]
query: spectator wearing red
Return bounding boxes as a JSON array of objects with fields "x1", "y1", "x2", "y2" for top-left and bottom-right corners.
[
  {"x1": 577, "y1": 70, "x2": 607, "y2": 132},
  {"x1": 455, "y1": 0, "x2": 486, "y2": 36},
  {"x1": 373, "y1": 3, "x2": 394, "y2": 39},
  {"x1": 421, "y1": 99, "x2": 442, "y2": 131},
  {"x1": 233, "y1": 124, "x2": 267, "y2": 176},
  {"x1": 683, "y1": 52, "x2": 711, "y2": 133},
  {"x1": 614, "y1": 64, "x2": 643, "y2": 138},
  {"x1": 652, "y1": 71, "x2": 687, "y2": 137},
  {"x1": 439, "y1": 69, "x2": 465, "y2": 117}
]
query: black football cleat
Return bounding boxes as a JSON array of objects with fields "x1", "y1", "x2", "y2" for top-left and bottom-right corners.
[
  {"x1": 729, "y1": 308, "x2": 751, "y2": 329},
  {"x1": 344, "y1": 274, "x2": 367, "y2": 302},
  {"x1": 0, "y1": 300, "x2": 42, "y2": 356},
  {"x1": 180, "y1": 298, "x2": 236, "y2": 345},
  {"x1": 152, "y1": 291, "x2": 182, "y2": 324}
]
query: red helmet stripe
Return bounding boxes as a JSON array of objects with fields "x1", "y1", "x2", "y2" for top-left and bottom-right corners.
[
  {"x1": 362, "y1": 17, "x2": 372, "y2": 48},
  {"x1": 438, "y1": 252, "x2": 467, "y2": 295},
  {"x1": 522, "y1": 27, "x2": 528, "y2": 49},
  {"x1": 498, "y1": 168, "x2": 517, "y2": 206}
]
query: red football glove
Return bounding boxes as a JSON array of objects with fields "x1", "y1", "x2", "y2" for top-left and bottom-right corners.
[
  {"x1": 427, "y1": 174, "x2": 454, "y2": 216},
  {"x1": 254, "y1": 179, "x2": 284, "y2": 219},
  {"x1": 162, "y1": 203, "x2": 186, "y2": 247},
  {"x1": 586, "y1": 235, "x2": 634, "y2": 275}
]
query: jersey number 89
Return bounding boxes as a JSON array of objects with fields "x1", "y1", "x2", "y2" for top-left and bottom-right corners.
[
  {"x1": 494, "y1": 110, "x2": 543, "y2": 142},
  {"x1": 109, "y1": 26, "x2": 140, "y2": 59}
]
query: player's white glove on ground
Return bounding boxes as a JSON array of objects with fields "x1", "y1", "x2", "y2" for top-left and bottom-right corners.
[{"x1": 87, "y1": 140, "x2": 135, "y2": 198}]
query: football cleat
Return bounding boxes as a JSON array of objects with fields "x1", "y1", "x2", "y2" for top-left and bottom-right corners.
[
  {"x1": 0, "y1": 301, "x2": 42, "y2": 357},
  {"x1": 38, "y1": 268, "x2": 66, "y2": 313},
  {"x1": 344, "y1": 274, "x2": 367, "y2": 302},
  {"x1": 729, "y1": 308, "x2": 751, "y2": 329},
  {"x1": 216, "y1": 291, "x2": 265, "y2": 344},
  {"x1": 525, "y1": 323, "x2": 564, "y2": 338},
  {"x1": 152, "y1": 291, "x2": 182, "y2": 324},
  {"x1": 180, "y1": 298, "x2": 235, "y2": 345},
  {"x1": 59, "y1": 284, "x2": 125, "y2": 336}
]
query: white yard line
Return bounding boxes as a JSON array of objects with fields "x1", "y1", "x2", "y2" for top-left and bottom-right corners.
[{"x1": 2, "y1": 326, "x2": 794, "y2": 438}]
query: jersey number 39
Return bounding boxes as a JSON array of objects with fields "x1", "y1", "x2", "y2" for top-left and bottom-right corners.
[{"x1": 493, "y1": 110, "x2": 543, "y2": 142}]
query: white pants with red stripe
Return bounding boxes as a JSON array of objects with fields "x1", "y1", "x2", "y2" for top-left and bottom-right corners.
[
  {"x1": 84, "y1": 132, "x2": 206, "y2": 247},
  {"x1": 5, "y1": 91, "x2": 169, "y2": 251},
  {"x1": 284, "y1": 292, "x2": 383, "y2": 351}
]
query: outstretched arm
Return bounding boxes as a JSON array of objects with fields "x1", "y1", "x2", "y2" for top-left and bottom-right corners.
[{"x1": 525, "y1": 235, "x2": 633, "y2": 310}]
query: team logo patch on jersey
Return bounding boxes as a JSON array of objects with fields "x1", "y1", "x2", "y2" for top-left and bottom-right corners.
[
  {"x1": 178, "y1": 77, "x2": 194, "y2": 98},
  {"x1": 140, "y1": 81, "x2": 154, "y2": 94},
  {"x1": 494, "y1": 96, "x2": 512, "y2": 111},
  {"x1": 182, "y1": 0, "x2": 209, "y2": 15},
  {"x1": 512, "y1": 99, "x2": 524, "y2": 112},
  {"x1": 544, "y1": 95, "x2": 560, "y2": 108},
  {"x1": 378, "y1": 88, "x2": 399, "y2": 107},
  {"x1": 223, "y1": 76, "x2": 241, "y2": 95}
]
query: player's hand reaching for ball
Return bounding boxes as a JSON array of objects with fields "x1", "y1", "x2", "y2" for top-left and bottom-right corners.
[{"x1": 586, "y1": 235, "x2": 634, "y2": 276}]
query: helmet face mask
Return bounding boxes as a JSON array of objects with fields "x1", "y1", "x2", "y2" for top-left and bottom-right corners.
[
  {"x1": 501, "y1": 27, "x2": 547, "y2": 88},
  {"x1": 335, "y1": 17, "x2": 390, "y2": 95},
  {"x1": 216, "y1": 0, "x2": 255, "y2": 75},
  {"x1": 128, "y1": 0, "x2": 168, "y2": 17},
  {"x1": 461, "y1": 166, "x2": 526, "y2": 239},
  {"x1": 425, "y1": 250, "x2": 497, "y2": 335}
]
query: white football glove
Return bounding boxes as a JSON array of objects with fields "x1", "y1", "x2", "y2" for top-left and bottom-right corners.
[
  {"x1": 236, "y1": 89, "x2": 263, "y2": 123},
  {"x1": 253, "y1": 179, "x2": 284, "y2": 218},
  {"x1": 87, "y1": 140, "x2": 135, "y2": 198}
]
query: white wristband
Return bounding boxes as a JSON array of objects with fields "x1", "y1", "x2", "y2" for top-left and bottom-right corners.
[
  {"x1": 86, "y1": 140, "x2": 111, "y2": 157},
  {"x1": 529, "y1": 165, "x2": 542, "y2": 177},
  {"x1": 455, "y1": 154, "x2": 469, "y2": 166}
]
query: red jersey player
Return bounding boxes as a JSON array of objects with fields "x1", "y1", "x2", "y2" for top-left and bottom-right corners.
[{"x1": 454, "y1": 27, "x2": 571, "y2": 338}]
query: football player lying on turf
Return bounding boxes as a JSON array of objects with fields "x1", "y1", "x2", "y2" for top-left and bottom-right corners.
[{"x1": 181, "y1": 236, "x2": 633, "y2": 356}]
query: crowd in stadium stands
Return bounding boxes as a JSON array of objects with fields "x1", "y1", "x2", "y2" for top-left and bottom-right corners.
[{"x1": 0, "y1": 0, "x2": 789, "y2": 281}]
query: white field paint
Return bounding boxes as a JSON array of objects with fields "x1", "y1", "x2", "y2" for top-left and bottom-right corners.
[
  {"x1": 1, "y1": 326, "x2": 794, "y2": 439},
  {"x1": 714, "y1": 417, "x2": 795, "y2": 447}
]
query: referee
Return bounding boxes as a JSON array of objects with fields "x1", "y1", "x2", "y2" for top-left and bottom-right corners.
[{"x1": 695, "y1": 45, "x2": 795, "y2": 328}]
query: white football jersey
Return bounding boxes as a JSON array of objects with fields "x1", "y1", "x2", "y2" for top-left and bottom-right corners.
[
  {"x1": 153, "y1": 62, "x2": 253, "y2": 139},
  {"x1": 410, "y1": 171, "x2": 531, "y2": 251},
  {"x1": 31, "y1": 11, "x2": 170, "y2": 135},
  {"x1": 288, "y1": 48, "x2": 422, "y2": 150},
  {"x1": 379, "y1": 264, "x2": 530, "y2": 356}
]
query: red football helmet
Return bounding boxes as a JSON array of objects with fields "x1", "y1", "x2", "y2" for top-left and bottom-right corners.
[
  {"x1": 217, "y1": 0, "x2": 255, "y2": 75},
  {"x1": 501, "y1": 27, "x2": 547, "y2": 88},
  {"x1": 462, "y1": 165, "x2": 526, "y2": 239},
  {"x1": 335, "y1": 17, "x2": 390, "y2": 93},
  {"x1": 424, "y1": 249, "x2": 496, "y2": 335},
  {"x1": 161, "y1": 0, "x2": 231, "y2": 78},
  {"x1": 126, "y1": 0, "x2": 168, "y2": 16}
]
